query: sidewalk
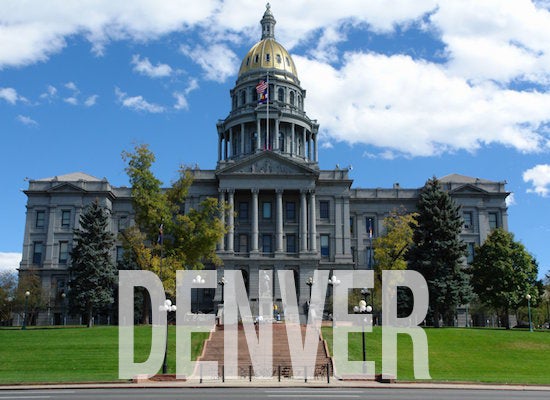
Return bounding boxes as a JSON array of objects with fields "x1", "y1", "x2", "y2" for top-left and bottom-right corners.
[{"x1": 1, "y1": 379, "x2": 550, "y2": 392}]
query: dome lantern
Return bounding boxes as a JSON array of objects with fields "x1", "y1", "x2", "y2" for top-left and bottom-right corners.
[{"x1": 261, "y1": 3, "x2": 276, "y2": 40}]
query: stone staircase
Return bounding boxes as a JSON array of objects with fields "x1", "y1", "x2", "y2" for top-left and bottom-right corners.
[{"x1": 197, "y1": 323, "x2": 332, "y2": 379}]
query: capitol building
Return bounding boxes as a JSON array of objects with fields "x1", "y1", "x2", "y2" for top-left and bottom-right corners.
[{"x1": 19, "y1": 5, "x2": 509, "y2": 325}]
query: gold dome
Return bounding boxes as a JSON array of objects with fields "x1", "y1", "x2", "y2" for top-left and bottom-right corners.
[{"x1": 238, "y1": 38, "x2": 298, "y2": 78}]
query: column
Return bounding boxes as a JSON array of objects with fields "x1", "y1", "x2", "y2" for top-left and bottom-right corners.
[
  {"x1": 224, "y1": 135, "x2": 228, "y2": 160},
  {"x1": 227, "y1": 189, "x2": 234, "y2": 253},
  {"x1": 291, "y1": 123, "x2": 295, "y2": 156},
  {"x1": 218, "y1": 133, "x2": 222, "y2": 161},
  {"x1": 240, "y1": 123, "x2": 245, "y2": 155},
  {"x1": 302, "y1": 127, "x2": 306, "y2": 158},
  {"x1": 343, "y1": 197, "x2": 351, "y2": 255},
  {"x1": 218, "y1": 190, "x2": 225, "y2": 251},
  {"x1": 229, "y1": 128, "x2": 233, "y2": 158},
  {"x1": 251, "y1": 188, "x2": 259, "y2": 253},
  {"x1": 275, "y1": 189, "x2": 283, "y2": 253},
  {"x1": 335, "y1": 197, "x2": 343, "y2": 255},
  {"x1": 300, "y1": 190, "x2": 308, "y2": 253},
  {"x1": 314, "y1": 133, "x2": 318, "y2": 162},
  {"x1": 45, "y1": 205, "x2": 57, "y2": 267},
  {"x1": 274, "y1": 119, "x2": 280, "y2": 151},
  {"x1": 256, "y1": 119, "x2": 261, "y2": 151},
  {"x1": 309, "y1": 190, "x2": 317, "y2": 252},
  {"x1": 308, "y1": 133, "x2": 312, "y2": 160}
]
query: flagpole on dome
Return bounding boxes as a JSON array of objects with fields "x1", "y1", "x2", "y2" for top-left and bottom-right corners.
[{"x1": 267, "y1": 70, "x2": 270, "y2": 150}]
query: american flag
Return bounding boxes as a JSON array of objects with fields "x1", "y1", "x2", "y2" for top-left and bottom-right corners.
[
  {"x1": 256, "y1": 80, "x2": 268, "y2": 94},
  {"x1": 157, "y1": 223, "x2": 164, "y2": 245}
]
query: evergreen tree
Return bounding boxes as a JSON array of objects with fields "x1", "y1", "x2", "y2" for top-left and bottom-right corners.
[
  {"x1": 407, "y1": 177, "x2": 471, "y2": 327},
  {"x1": 69, "y1": 200, "x2": 116, "y2": 327},
  {"x1": 470, "y1": 228, "x2": 539, "y2": 329}
]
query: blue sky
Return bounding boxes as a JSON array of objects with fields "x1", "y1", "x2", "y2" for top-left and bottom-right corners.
[{"x1": 1, "y1": 0, "x2": 549, "y2": 280}]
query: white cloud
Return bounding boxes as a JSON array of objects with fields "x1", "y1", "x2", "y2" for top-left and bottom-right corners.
[
  {"x1": 39, "y1": 84, "x2": 57, "y2": 100},
  {"x1": 16, "y1": 114, "x2": 38, "y2": 126},
  {"x1": 294, "y1": 52, "x2": 550, "y2": 157},
  {"x1": 115, "y1": 87, "x2": 165, "y2": 113},
  {"x1": 0, "y1": 0, "x2": 219, "y2": 68},
  {"x1": 523, "y1": 164, "x2": 550, "y2": 196},
  {"x1": 131, "y1": 54, "x2": 173, "y2": 78},
  {"x1": 180, "y1": 44, "x2": 239, "y2": 82},
  {"x1": 173, "y1": 78, "x2": 199, "y2": 110},
  {"x1": 65, "y1": 81, "x2": 78, "y2": 92},
  {"x1": 0, "y1": 252, "x2": 21, "y2": 273},
  {"x1": 320, "y1": 141, "x2": 334, "y2": 149},
  {"x1": 506, "y1": 192, "x2": 517, "y2": 206},
  {"x1": 63, "y1": 97, "x2": 78, "y2": 105},
  {"x1": 0, "y1": 87, "x2": 22, "y2": 104},
  {"x1": 84, "y1": 94, "x2": 98, "y2": 107}
]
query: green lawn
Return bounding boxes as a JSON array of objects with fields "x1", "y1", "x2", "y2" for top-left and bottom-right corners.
[
  {"x1": 322, "y1": 326, "x2": 550, "y2": 385},
  {"x1": 0, "y1": 326, "x2": 208, "y2": 384}
]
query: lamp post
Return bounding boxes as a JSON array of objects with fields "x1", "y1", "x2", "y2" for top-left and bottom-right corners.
[
  {"x1": 328, "y1": 275, "x2": 340, "y2": 322},
  {"x1": 353, "y1": 299, "x2": 372, "y2": 373},
  {"x1": 22, "y1": 291, "x2": 30, "y2": 330},
  {"x1": 6, "y1": 296, "x2": 13, "y2": 326},
  {"x1": 218, "y1": 276, "x2": 226, "y2": 304},
  {"x1": 193, "y1": 275, "x2": 205, "y2": 313},
  {"x1": 61, "y1": 292, "x2": 67, "y2": 326},
  {"x1": 160, "y1": 299, "x2": 177, "y2": 374},
  {"x1": 526, "y1": 293, "x2": 533, "y2": 332},
  {"x1": 306, "y1": 276, "x2": 314, "y2": 300}
]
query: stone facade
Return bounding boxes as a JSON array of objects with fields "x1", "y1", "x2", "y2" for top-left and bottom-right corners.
[{"x1": 18, "y1": 6, "x2": 509, "y2": 326}]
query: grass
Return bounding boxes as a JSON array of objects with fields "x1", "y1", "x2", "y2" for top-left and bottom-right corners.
[
  {"x1": 322, "y1": 326, "x2": 550, "y2": 385},
  {"x1": 0, "y1": 326, "x2": 208, "y2": 384}
]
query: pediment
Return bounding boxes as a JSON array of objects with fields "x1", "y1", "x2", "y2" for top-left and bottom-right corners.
[
  {"x1": 217, "y1": 152, "x2": 319, "y2": 177},
  {"x1": 47, "y1": 182, "x2": 86, "y2": 193},
  {"x1": 449, "y1": 184, "x2": 489, "y2": 195}
]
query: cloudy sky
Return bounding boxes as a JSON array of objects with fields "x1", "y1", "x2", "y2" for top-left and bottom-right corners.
[{"x1": 1, "y1": 0, "x2": 549, "y2": 279}]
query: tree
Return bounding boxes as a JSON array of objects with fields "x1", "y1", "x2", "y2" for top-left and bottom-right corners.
[
  {"x1": 470, "y1": 228, "x2": 539, "y2": 329},
  {"x1": 69, "y1": 200, "x2": 117, "y2": 327},
  {"x1": 10, "y1": 270, "x2": 46, "y2": 326},
  {"x1": 121, "y1": 144, "x2": 225, "y2": 322},
  {"x1": 372, "y1": 210, "x2": 418, "y2": 315},
  {"x1": 0, "y1": 271, "x2": 17, "y2": 324},
  {"x1": 407, "y1": 177, "x2": 471, "y2": 327}
]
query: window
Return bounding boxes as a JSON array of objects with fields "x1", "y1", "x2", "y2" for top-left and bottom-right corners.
[
  {"x1": 262, "y1": 234, "x2": 272, "y2": 253},
  {"x1": 319, "y1": 201, "x2": 329, "y2": 219},
  {"x1": 266, "y1": 53, "x2": 270, "y2": 62},
  {"x1": 289, "y1": 91, "x2": 295, "y2": 106},
  {"x1": 350, "y1": 217, "x2": 355, "y2": 235},
  {"x1": 240, "y1": 90, "x2": 246, "y2": 105},
  {"x1": 239, "y1": 202, "x2": 249, "y2": 221},
  {"x1": 116, "y1": 246, "x2": 124, "y2": 263},
  {"x1": 276, "y1": 54, "x2": 282, "y2": 64},
  {"x1": 118, "y1": 216, "x2": 128, "y2": 231},
  {"x1": 467, "y1": 242, "x2": 475, "y2": 264},
  {"x1": 488, "y1": 212, "x2": 498, "y2": 230},
  {"x1": 61, "y1": 210, "x2": 71, "y2": 228},
  {"x1": 262, "y1": 202, "x2": 272, "y2": 219},
  {"x1": 246, "y1": 57, "x2": 250, "y2": 66},
  {"x1": 279, "y1": 132, "x2": 284, "y2": 151},
  {"x1": 286, "y1": 57, "x2": 290, "y2": 66},
  {"x1": 320, "y1": 234, "x2": 329, "y2": 257},
  {"x1": 286, "y1": 234, "x2": 296, "y2": 253},
  {"x1": 254, "y1": 54, "x2": 259, "y2": 63},
  {"x1": 286, "y1": 202, "x2": 296, "y2": 222},
  {"x1": 366, "y1": 247, "x2": 374, "y2": 269},
  {"x1": 239, "y1": 234, "x2": 248, "y2": 253},
  {"x1": 278, "y1": 87, "x2": 284, "y2": 102},
  {"x1": 36, "y1": 210, "x2": 45, "y2": 228},
  {"x1": 463, "y1": 212, "x2": 473, "y2": 230},
  {"x1": 33, "y1": 242, "x2": 43, "y2": 265},
  {"x1": 366, "y1": 217, "x2": 375, "y2": 238},
  {"x1": 59, "y1": 241, "x2": 69, "y2": 264}
]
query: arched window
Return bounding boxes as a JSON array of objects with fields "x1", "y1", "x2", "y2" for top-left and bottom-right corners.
[
  {"x1": 266, "y1": 53, "x2": 270, "y2": 62},
  {"x1": 276, "y1": 54, "x2": 282, "y2": 64},
  {"x1": 269, "y1": 84, "x2": 274, "y2": 102},
  {"x1": 254, "y1": 54, "x2": 259, "y2": 64},
  {"x1": 240, "y1": 90, "x2": 246, "y2": 105},
  {"x1": 246, "y1": 57, "x2": 250, "y2": 66},
  {"x1": 278, "y1": 87, "x2": 284, "y2": 102},
  {"x1": 233, "y1": 95, "x2": 237, "y2": 109},
  {"x1": 289, "y1": 91, "x2": 295, "y2": 106},
  {"x1": 279, "y1": 132, "x2": 284, "y2": 151}
]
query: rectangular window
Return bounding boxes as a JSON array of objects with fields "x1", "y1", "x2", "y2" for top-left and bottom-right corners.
[
  {"x1": 286, "y1": 234, "x2": 296, "y2": 253},
  {"x1": 33, "y1": 242, "x2": 43, "y2": 265},
  {"x1": 320, "y1": 234, "x2": 329, "y2": 257},
  {"x1": 366, "y1": 217, "x2": 375, "y2": 238},
  {"x1": 239, "y1": 202, "x2": 249, "y2": 221},
  {"x1": 488, "y1": 212, "x2": 498, "y2": 230},
  {"x1": 350, "y1": 216, "x2": 355, "y2": 235},
  {"x1": 118, "y1": 216, "x2": 128, "y2": 231},
  {"x1": 262, "y1": 202, "x2": 272, "y2": 220},
  {"x1": 61, "y1": 210, "x2": 71, "y2": 228},
  {"x1": 116, "y1": 246, "x2": 124, "y2": 263},
  {"x1": 239, "y1": 234, "x2": 248, "y2": 253},
  {"x1": 319, "y1": 201, "x2": 329, "y2": 219},
  {"x1": 36, "y1": 210, "x2": 45, "y2": 228},
  {"x1": 262, "y1": 234, "x2": 272, "y2": 253},
  {"x1": 286, "y1": 202, "x2": 296, "y2": 222},
  {"x1": 463, "y1": 212, "x2": 473, "y2": 230},
  {"x1": 366, "y1": 247, "x2": 374, "y2": 269},
  {"x1": 59, "y1": 241, "x2": 69, "y2": 264},
  {"x1": 467, "y1": 242, "x2": 475, "y2": 264}
]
